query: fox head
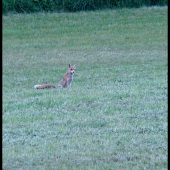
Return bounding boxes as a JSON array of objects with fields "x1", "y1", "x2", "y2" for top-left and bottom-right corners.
[{"x1": 68, "y1": 64, "x2": 76, "y2": 74}]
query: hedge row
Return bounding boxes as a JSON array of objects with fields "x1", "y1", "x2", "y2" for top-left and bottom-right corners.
[{"x1": 3, "y1": 0, "x2": 167, "y2": 13}]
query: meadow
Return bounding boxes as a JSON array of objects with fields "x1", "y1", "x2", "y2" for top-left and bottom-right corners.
[{"x1": 3, "y1": 6, "x2": 167, "y2": 169}]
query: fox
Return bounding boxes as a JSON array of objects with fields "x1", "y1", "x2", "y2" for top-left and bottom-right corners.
[{"x1": 34, "y1": 64, "x2": 76, "y2": 89}]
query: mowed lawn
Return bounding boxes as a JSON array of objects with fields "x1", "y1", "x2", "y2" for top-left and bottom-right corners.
[{"x1": 3, "y1": 6, "x2": 167, "y2": 169}]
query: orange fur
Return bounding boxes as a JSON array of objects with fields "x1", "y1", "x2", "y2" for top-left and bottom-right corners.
[{"x1": 34, "y1": 64, "x2": 76, "y2": 89}]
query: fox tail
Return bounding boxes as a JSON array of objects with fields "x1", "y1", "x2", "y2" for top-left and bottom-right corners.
[{"x1": 34, "y1": 84, "x2": 56, "y2": 89}]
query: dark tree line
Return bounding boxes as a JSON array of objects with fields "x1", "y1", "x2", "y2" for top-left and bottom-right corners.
[{"x1": 3, "y1": 0, "x2": 167, "y2": 13}]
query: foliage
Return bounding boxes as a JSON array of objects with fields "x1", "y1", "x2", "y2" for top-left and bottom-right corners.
[{"x1": 3, "y1": 0, "x2": 168, "y2": 13}]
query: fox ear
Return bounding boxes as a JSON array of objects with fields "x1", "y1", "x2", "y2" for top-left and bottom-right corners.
[
  {"x1": 73, "y1": 64, "x2": 76, "y2": 69},
  {"x1": 68, "y1": 64, "x2": 71, "y2": 68}
]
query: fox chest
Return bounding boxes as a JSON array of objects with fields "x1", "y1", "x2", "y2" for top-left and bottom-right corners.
[{"x1": 67, "y1": 78, "x2": 73, "y2": 85}]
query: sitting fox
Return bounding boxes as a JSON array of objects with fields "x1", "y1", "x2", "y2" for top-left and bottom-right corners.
[{"x1": 34, "y1": 64, "x2": 76, "y2": 89}]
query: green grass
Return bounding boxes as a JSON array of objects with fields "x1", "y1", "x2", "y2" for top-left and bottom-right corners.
[{"x1": 3, "y1": 6, "x2": 167, "y2": 169}]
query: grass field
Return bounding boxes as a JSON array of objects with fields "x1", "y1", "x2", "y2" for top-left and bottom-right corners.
[{"x1": 3, "y1": 6, "x2": 167, "y2": 169}]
